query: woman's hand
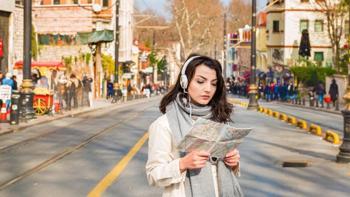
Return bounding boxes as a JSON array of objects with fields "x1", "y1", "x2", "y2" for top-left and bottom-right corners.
[
  {"x1": 179, "y1": 151, "x2": 210, "y2": 173},
  {"x1": 224, "y1": 149, "x2": 240, "y2": 169}
]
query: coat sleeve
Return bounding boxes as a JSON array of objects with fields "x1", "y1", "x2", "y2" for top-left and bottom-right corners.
[{"x1": 145, "y1": 118, "x2": 187, "y2": 187}]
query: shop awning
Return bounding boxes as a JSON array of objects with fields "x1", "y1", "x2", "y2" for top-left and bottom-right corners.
[
  {"x1": 88, "y1": 29, "x2": 114, "y2": 44},
  {"x1": 14, "y1": 60, "x2": 65, "y2": 70}
]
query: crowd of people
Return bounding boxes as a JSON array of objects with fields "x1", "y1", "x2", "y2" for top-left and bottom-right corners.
[{"x1": 227, "y1": 77, "x2": 339, "y2": 108}]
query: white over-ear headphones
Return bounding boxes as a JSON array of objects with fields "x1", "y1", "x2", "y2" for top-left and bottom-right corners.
[{"x1": 180, "y1": 56, "x2": 200, "y2": 91}]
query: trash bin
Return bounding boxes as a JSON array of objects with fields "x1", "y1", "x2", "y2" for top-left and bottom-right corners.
[{"x1": 10, "y1": 91, "x2": 21, "y2": 125}]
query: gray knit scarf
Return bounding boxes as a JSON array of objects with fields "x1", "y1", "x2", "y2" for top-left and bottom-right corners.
[{"x1": 166, "y1": 93, "x2": 243, "y2": 197}]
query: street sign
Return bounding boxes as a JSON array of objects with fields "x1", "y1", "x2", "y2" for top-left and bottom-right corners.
[{"x1": 0, "y1": 85, "x2": 12, "y2": 101}]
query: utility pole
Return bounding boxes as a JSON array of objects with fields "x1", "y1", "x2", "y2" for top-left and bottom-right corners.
[
  {"x1": 223, "y1": 13, "x2": 227, "y2": 79},
  {"x1": 114, "y1": 0, "x2": 120, "y2": 83},
  {"x1": 21, "y1": 0, "x2": 35, "y2": 119},
  {"x1": 247, "y1": 0, "x2": 259, "y2": 110},
  {"x1": 337, "y1": 0, "x2": 350, "y2": 163}
]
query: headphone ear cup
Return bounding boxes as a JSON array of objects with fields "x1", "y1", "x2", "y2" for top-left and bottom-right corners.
[{"x1": 180, "y1": 74, "x2": 188, "y2": 90}]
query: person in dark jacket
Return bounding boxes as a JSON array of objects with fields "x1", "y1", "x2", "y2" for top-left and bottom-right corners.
[
  {"x1": 329, "y1": 79, "x2": 339, "y2": 107},
  {"x1": 315, "y1": 82, "x2": 326, "y2": 107}
]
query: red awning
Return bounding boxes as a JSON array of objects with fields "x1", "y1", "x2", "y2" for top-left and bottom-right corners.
[{"x1": 14, "y1": 60, "x2": 65, "y2": 70}]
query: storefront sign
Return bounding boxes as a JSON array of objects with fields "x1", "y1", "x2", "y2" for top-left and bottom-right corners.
[{"x1": 0, "y1": 85, "x2": 12, "y2": 101}]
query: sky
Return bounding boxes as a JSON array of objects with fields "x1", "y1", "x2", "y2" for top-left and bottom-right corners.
[{"x1": 135, "y1": 0, "x2": 269, "y2": 20}]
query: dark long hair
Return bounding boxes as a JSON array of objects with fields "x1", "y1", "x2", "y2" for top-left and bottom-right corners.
[{"x1": 160, "y1": 54, "x2": 233, "y2": 123}]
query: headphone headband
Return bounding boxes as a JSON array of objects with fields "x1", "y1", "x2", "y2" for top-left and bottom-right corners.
[
  {"x1": 181, "y1": 56, "x2": 201, "y2": 75},
  {"x1": 180, "y1": 56, "x2": 200, "y2": 91}
]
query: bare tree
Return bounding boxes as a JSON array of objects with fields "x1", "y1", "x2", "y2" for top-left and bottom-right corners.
[
  {"x1": 170, "y1": 0, "x2": 224, "y2": 60},
  {"x1": 315, "y1": 0, "x2": 347, "y2": 72},
  {"x1": 133, "y1": 9, "x2": 177, "y2": 49},
  {"x1": 227, "y1": 0, "x2": 252, "y2": 33}
]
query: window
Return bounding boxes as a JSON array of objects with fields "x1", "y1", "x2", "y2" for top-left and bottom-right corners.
[
  {"x1": 300, "y1": 0, "x2": 309, "y2": 2},
  {"x1": 314, "y1": 20, "x2": 323, "y2": 32},
  {"x1": 53, "y1": 0, "x2": 60, "y2": 5},
  {"x1": 273, "y1": 20, "x2": 280, "y2": 33},
  {"x1": 73, "y1": 0, "x2": 79, "y2": 4},
  {"x1": 314, "y1": 52, "x2": 324, "y2": 66},
  {"x1": 300, "y1": 20, "x2": 309, "y2": 32},
  {"x1": 103, "y1": 0, "x2": 109, "y2": 7},
  {"x1": 15, "y1": 0, "x2": 23, "y2": 5}
]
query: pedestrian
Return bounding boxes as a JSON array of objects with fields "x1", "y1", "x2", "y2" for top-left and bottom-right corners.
[
  {"x1": 82, "y1": 75, "x2": 93, "y2": 107},
  {"x1": 146, "y1": 54, "x2": 242, "y2": 197},
  {"x1": 1, "y1": 73, "x2": 14, "y2": 110},
  {"x1": 107, "y1": 80, "x2": 114, "y2": 99},
  {"x1": 56, "y1": 74, "x2": 68, "y2": 111},
  {"x1": 11, "y1": 75, "x2": 18, "y2": 90},
  {"x1": 315, "y1": 82, "x2": 326, "y2": 107},
  {"x1": 329, "y1": 79, "x2": 339, "y2": 107},
  {"x1": 66, "y1": 74, "x2": 79, "y2": 110}
]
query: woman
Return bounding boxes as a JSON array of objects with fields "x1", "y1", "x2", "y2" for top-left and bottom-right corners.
[
  {"x1": 328, "y1": 79, "x2": 339, "y2": 107},
  {"x1": 146, "y1": 54, "x2": 242, "y2": 197}
]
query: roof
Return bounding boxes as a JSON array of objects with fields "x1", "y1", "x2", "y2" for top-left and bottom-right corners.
[
  {"x1": 14, "y1": 60, "x2": 65, "y2": 70},
  {"x1": 258, "y1": 12, "x2": 267, "y2": 27}
]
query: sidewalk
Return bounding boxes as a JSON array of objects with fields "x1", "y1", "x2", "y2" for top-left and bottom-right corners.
[
  {"x1": 231, "y1": 95, "x2": 344, "y2": 115},
  {"x1": 276, "y1": 99, "x2": 343, "y2": 115},
  {"x1": 0, "y1": 96, "x2": 158, "y2": 136}
]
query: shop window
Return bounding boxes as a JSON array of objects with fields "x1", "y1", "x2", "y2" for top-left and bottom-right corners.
[
  {"x1": 273, "y1": 20, "x2": 279, "y2": 33},
  {"x1": 314, "y1": 20, "x2": 323, "y2": 32},
  {"x1": 300, "y1": 20, "x2": 309, "y2": 32},
  {"x1": 53, "y1": 0, "x2": 60, "y2": 5}
]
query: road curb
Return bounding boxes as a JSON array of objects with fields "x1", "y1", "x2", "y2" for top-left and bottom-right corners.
[
  {"x1": 0, "y1": 96, "x2": 160, "y2": 137},
  {"x1": 230, "y1": 98, "x2": 342, "y2": 145}
]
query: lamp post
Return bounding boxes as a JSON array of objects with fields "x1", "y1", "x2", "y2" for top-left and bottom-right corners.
[
  {"x1": 114, "y1": 0, "x2": 120, "y2": 83},
  {"x1": 336, "y1": 1, "x2": 350, "y2": 163},
  {"x1": 247, "y1": 0, "x2": 259, "y2": 110},
  {"x1": 21, "y1": 0, "x2": 35, "y2": 119}
]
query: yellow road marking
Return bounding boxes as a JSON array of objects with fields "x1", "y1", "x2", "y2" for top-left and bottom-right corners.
[{"x1": 88, "y1": 132, "x2": 149, "y2": 197}]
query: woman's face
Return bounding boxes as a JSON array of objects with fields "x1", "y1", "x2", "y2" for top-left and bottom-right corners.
[{"x1": 188, "y1": 64, "x2": 217, "y2": 105}]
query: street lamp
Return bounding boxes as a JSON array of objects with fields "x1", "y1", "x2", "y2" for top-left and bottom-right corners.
[
  {"x1": 114, "y1": 0, "x2": 120, "y2": 83},
  {"x1": 247, "y1": 0, "x2": 259, "y2": 110},
  {"x1": 21, "y1": 0, "x2": 35, "y2": 119}
]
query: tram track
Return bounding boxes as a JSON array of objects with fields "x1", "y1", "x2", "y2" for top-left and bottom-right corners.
[
  {"x1": 0, "y1": 104, "x2": 154, "y2": 191},
  {"x1": 0, "y1": 102, "x2": 140, "y2": 154}
]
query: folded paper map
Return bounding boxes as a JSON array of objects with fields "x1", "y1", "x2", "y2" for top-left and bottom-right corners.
[{"x1": 177, "y1": 118, "x2": 252, "y2": 159}]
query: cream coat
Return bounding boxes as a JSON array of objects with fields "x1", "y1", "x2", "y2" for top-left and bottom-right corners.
[{"x1": 146, "y1": 114, "x2": 239, "y2": 197}]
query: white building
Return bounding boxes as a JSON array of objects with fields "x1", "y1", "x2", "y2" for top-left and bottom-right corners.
[
  {"x1": 266, "y1": 0, "x2": 347, "y2": 74},
  {"x1": 117, "y1": 0, "x2": 133, "y2": 64}
]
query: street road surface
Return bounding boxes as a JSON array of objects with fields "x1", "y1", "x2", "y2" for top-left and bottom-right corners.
[{"x1": 0, "y1": 97, "x2": 349, "y2": 196}]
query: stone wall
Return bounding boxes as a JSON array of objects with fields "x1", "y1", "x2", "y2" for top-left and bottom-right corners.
[{"x1": 38, "y1": 45, "x2": 90, "y2": 61}]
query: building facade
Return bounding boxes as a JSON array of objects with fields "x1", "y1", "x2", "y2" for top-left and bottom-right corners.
[
  {"x1": 256, "y1": 12, "x2": 268, "y2": 73},
  {"x1": 0, "y1": 0, "x2": 23, "y2": 73},
  {"x1": 266, "y1": 0, "x2": 347, "y2": 75},
  {"x1": 32, "y1": 0, "x2": 114, "y2": 62}
]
